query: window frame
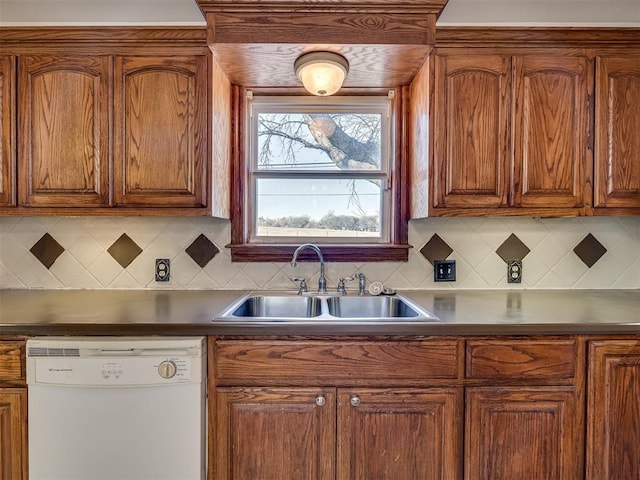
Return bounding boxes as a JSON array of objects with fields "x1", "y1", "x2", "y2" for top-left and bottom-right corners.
[{"x1": 229, "y1": 86, "x2": 410, "y2": 262}]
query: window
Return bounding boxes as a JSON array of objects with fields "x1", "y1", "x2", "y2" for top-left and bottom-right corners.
[
  {"x1": 229, "y1": 88, "x2": 409, "y2": 262},
  {"x1": 252, "y1": 96, "x2": 389, "y2": 241}
]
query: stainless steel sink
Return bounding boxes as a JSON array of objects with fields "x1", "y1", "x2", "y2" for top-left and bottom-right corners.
[
  {"x1": 217, "y1": 293, "x2": 439, "y2": 325},
  {"x1": 326, "y1": 295, "x2": 427, "y2": 318},
  {"x1": 228, "y1": 295, "x2": 322, "y2": 318}
]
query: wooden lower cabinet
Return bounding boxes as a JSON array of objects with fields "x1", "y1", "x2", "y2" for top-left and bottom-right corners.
[
  {"x1": 0, "y1": 389, "x2": 27, "y2": 480},
  {"x1": 587, "y1": 340, "x2": 640, "y2": 479},
  {"x1": 337, "y1": 388, "x2": 462, "y2": 480},
  {"x1": 215, "y1": 387, "x2": 336, "y2": 480},
  {"x1": 465, "y1": 387, "x2": 581, "y2": 480},
  {"x1": 215, "y1": 386, "x2": 462, "y2": 480},
  {"x1": 0, "y1": 339, "x2": 27, "y2": 480},
  {"x1": 210, "y1": 335, "x2": 640, "y2": 480}
]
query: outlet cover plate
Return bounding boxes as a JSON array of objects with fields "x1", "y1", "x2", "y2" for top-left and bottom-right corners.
[
  {"x1": 507, "y1": 259, "x2": 522, "y2": 283},
  {"x1": 434, "y1": 260, "x2": 456, "y2": 282},
  {"x1": 155, "y1": 258, "x2": 170, "y2": 282}
]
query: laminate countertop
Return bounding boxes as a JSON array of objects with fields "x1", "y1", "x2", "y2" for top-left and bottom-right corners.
[{"x1": 1, "y1": 289, "x2": 638, "y2": 336}]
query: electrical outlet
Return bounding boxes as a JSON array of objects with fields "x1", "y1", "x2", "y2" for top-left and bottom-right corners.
[
  {"x1": 507, "y1": 259, "x2": 522, "y2": 283},
  {"x1": 434, "y1": 260, "x2": 456, "y2": 282},
  {"x1": 155, "y1": 259, "x2": 170, "y2": 282}
]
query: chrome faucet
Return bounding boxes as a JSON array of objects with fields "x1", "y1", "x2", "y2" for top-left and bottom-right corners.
[
  {"x1": 291, "y1": 243, "x2": 327, "y2": 293},
  {"x1": 356, "y1": 273, "x2": 366, "y2": 295}
]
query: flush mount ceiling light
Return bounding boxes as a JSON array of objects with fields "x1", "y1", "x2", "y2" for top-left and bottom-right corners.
[{"x1": 294, "y1": 52, "x2": 349, "y2": 96}]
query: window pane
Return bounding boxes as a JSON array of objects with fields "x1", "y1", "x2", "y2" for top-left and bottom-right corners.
[
  {"x1": 255, "y1": 178, "x2": 382, "y2": 238},
  {"x1": 257, "y1": 112, "x2": 382, "y2": 171}
]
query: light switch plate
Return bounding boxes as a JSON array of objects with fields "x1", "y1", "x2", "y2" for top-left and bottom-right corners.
[{"x1": 434, "y1": 260, "x2": 456, "y2": 282}]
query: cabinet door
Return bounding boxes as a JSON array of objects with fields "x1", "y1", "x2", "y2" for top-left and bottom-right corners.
[
  {"x1": 17, "y1": 55, "x2": 110, "y2": 207},
  {"x1": 594, "y1": 57, "x2": 640, "y2": 211},
  {"x1": 432, "y1": 54, "x2": 511, "y2": 211},
  {"x1": 337, "y1": 388, "x2": 462, "y2": 480},
  {"x1": 215, "y1": 387, "x2": 335, "y2": 480},
  {"x1": 587, "y1": 340, "x2": 640, "y2": 480},
  {"x1": 114, "y1": 56, "x2": 207, "y2": 207},
  {"x1": 512, "y1": 55, "x2": 591, "y2": 210},
  {"x1": 0, "y1": 56, "x2": 15, "y2": 207},
  {"x1": 466, "y1": 387, "x2": 581, "y2": 480},
  {"x1": 0, "y1": 389, "x2": 27, "y2": 480}
]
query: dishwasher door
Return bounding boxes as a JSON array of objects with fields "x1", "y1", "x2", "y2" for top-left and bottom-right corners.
[{"x1": 27, "y1": 337, "x2": 206, "y2": 480}]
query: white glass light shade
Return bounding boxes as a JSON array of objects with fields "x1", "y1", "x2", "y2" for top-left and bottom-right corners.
[{"x1": 294, "y1": 52, "x2": 349, "y2": 96}]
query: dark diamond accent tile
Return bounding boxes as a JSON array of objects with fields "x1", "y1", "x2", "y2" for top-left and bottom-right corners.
[
  {"x1": 185, "y1": 234, "x2": 219, "y2": 268},
  {"x1": 574, "y1": 233, "x2": 607, "y2": 268},
  {"x1": 107, "y1": 233, "x2": 142, "y2": 268},
  {"x1": 496, "y1": 233, "x2": 531, "y2": 263},
  {"x1": 30, "y1": 233, "x2": 65, "y2": 269},
  {"x1": 420, "y1": 234, "x2": 453, "y2": 265}
]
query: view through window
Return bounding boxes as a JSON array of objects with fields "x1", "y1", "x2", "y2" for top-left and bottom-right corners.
[{"x1": 250, "y1": 96, "x2": 391, "y2": 242}]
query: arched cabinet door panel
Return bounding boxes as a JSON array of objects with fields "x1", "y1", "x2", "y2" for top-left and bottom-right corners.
[
  {"x1": 18, "y1": 55, "x2": 110, "y2": 207},
  {"x1": 114, "y1": 56, "x2": 208, "y2": 208},
  {"x1": 512, "y1": 55, "x2": 591, "y2": 210},
  {"x1": 593, "y1": 56, "x2": 640, "y2": 212}
]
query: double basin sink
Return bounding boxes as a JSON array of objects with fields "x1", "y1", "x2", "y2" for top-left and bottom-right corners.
[{"x1": 217, "y1": 293, "x2": 439, "y2": 325}]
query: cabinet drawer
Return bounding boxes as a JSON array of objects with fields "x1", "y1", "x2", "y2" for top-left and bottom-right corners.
[
  {"x1": 466, "y1": 340, "x2": 576, "y2": 380},
  {"x1": 214, "y1": 340, "x2": 460, "y2": 386},
  {"x1": 0, "y1": 341, "x2": 25, "y2": 385}
]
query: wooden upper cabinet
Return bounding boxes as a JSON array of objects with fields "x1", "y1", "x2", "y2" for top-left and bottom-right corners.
[
  {"x1": 0, "y1": 55, "x2": 16, "y2": 207},
  {"x1": 425, "y1": 50, "x2": 592, "y2": 216},
  {"x1": 513, "y1": 55, "x2": 591, "y2": 210},
  {"x1": 432, "y1": 54, "x2": 511, "y2": 210},
  {"x1": 593, "y1": 56, "x2": 640, "y2": 212},
  {"x1": 114, "y1": 56, "x2": 208, "y2": 207},
  {"x1": 587, "y1": 340, "x2": 640, "y2": 480},
  {"x1": 0, "y1": 56, "x2": 15, "y2": 207},
  {"x1": 337, "y1": 388, "x2": 462, "y2": 480},
  {"x1": 17, "y1": 56, "x2": 110, "y2": 207}
]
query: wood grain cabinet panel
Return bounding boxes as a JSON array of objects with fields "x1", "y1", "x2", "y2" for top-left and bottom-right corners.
[
  {"x1": 17, "y1": 55, "x2": 110, "y2": 207},
  {"x1": 0, "y1": 389, "x2": 27, "y2": 480},
  {"x1": 593, "y1": 56, "x2": 640, "y2": 212},
  {"x1": 215, "y1": 387, "x2": 336, "y2": 480},
  {"x1": 0, "y1": 339, "x2": 27, "y2": 480},
  {"x1": 0, "y1": 56, "x2": 15, "y2": 207},
  {"x1": 424, "y1": 51, "x2": 591, "y2": 216},
  {"x1": 466, "y1": 340, "x2": 576, "y2": 381},
  {"x1": 513, "y1": 55, "x2": 591, "y2": 210},
  {"x1": 214, "y1": 340, "x2": 460, "y2": 386},
  {"x1": 465, "y1": 387, "x2": 581, "y2": 480},
  {"x1": 432, "y1": 54, "x2": 511, "y2": 209},
  {"x1": 337, "y1": 388, "x2": 462, "y2": 480},
  {"x1": 587, "y1": 340, "x2": 640, "y2": 480},
  {"x1": 114, "y1": 55, "x2": 207, "y2": 207},
  {"x1": 0, "y1": 342, "x2": 25, "y2": 387}
]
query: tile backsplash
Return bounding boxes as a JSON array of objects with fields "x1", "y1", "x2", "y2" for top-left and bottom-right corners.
[{"x1": 1, "y1": 216, "x2": 638, "y2": 290}]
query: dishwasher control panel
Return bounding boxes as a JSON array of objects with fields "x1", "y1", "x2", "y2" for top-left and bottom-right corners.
[{"x1": 30, "y1": 356, "x2": 197, "y2": 386}]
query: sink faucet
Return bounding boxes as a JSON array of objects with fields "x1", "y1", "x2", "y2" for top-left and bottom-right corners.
[
  {"x1": 356, "y1": 273, "x2": 366, "y2": 295},
  {"x1": 291, "y1": 243, "x2": 327, "y2": 293}
]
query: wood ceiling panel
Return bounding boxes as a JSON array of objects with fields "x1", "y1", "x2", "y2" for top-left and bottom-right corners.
[{"x1": 212, "y1": 43, "x2": 431, "y2": 88}]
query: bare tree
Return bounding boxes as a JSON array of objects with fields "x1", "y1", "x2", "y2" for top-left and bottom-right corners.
[{"x1": 257, "y1": 113, "x2": 381, "y2": 170}]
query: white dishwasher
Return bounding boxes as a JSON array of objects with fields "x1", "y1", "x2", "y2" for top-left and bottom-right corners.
[{"x1": 27, "y1": 336, "x2": 206, "y2": 480}]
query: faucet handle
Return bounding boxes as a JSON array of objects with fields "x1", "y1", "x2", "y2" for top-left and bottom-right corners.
[
  {"x1": 290, "y1": 277, "x2": 308, "y2": 295},
  {"x1": 337, "y1": 275, "x2": 355, "y2": 295}
]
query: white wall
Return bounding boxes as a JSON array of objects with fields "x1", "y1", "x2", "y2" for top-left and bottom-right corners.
[
  {"x1": 1, "y1": 0, "x2": 638, "y2": 26},
  {"x1": 1, "y1": 216, "x2": 638, "y2": 290}
]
